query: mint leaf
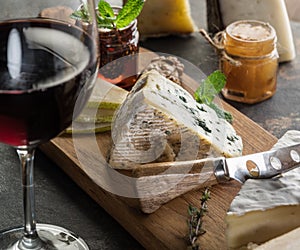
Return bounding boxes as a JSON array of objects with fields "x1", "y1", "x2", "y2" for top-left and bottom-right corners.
[
  {"x1": 115, "y1": 0, "x2": 145, "y2": 29},
  {"x1": 194, "y1": 70, "x2": 226, "y2": 104},
  {"x1": 70, "y1": 10, "x2": 85, "y2": 20},
  {"x1": 206, "y1": 70, "x2": 226, "y2": 93},
  {"x1": 70, "y1": 5, "x2": 90, "y2": 22},
  {"x1": 195, "y1": 70, "x2": 233, "y2": 123},
  {"x1": 98, "y1": 0, "x2": 115, "y2": 19},
  {"x1": 208, "y1": 103, "x2": 233, "y2": 123},
  {"x1": 96, "y1": 16, "x2": 114, "y2": 29},
  {"x1": 71, "y1": 0, "x2": 145, "y2": 29}
]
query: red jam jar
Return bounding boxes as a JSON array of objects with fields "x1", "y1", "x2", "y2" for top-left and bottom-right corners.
[{"x1": 98, "y1": 7, "x2": 140, "y2": 90}]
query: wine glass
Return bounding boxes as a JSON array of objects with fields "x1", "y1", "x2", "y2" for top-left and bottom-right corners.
[{"x1": 0, "y1": 0, "x2": 99, "y2": 249}]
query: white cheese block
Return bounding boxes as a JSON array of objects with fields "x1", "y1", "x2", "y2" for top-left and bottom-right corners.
[
  {"x1": 254, "y1": 227, "x2": 300, "y2": 250},
  {"x1": 109, "y1": 70, "x2": 242, "y2": 169},
  {"x1": 218, "y1": 0, "x2": 296, "y2": 62},
  {"x1": 226, "y1": 130, "x2": 300, "y2": 249},
  {"x1": 129, "y1": 0, "x2": 197, "y2": 38}
]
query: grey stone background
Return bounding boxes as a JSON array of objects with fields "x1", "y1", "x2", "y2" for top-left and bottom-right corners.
[
  {"x1": 0, "y1": 1, "x2": 297, "y2": 250},
  {"x1": 0, "y1": 0, "x2": 205, "y2": 28}
]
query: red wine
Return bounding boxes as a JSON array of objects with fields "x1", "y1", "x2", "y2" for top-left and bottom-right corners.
[{"x1": 0, "y1": 19, "x2": 98, "y2": 147}]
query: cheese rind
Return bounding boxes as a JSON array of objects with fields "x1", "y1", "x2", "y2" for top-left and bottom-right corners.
[
  {"x1": 226, "y1": 130, "x2": 300, "y2": 249},
  {"x1": 218, "y1": 0, "x2": 296, "y2": 62},
  {"x1": 227, "y1": 183, "x2": 300, "y2": 249},
  {"x1": 109, "y1": 70, "x2": 242, "y2": 169},
  {"x1": 254, "y1": 227, "x2": 300, "y2": 250}
]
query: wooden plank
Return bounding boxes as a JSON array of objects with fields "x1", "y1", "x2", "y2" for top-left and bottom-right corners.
[{"x1": 39, "y1": 60, "x2": 278, "y2": 249}]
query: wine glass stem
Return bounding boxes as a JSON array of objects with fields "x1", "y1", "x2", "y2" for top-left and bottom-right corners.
[{"x1": 16, "y1": 147, "x2": 43, "y2": 249}]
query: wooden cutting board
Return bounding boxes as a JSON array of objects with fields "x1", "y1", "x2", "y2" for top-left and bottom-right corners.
[{"x1": 39, "y1": 68, "x2": 278, "y2": 250}]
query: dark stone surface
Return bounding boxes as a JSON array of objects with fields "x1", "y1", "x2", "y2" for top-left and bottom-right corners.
[
  {"x1": 1, "y1": 1, "x2": 299, "y2": 250},
  {"x1": 0, "y1": 143, "x2": 144, "y2": 250}
]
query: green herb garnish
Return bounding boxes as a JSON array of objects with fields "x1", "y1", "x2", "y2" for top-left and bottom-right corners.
[
  {"x1": 194, "y1": 70, "x2": 233, "y2": 123},
  {"x1": 71, "y1": 0, "x2": 145, "y2": 29},
  {"x1": 187, "y1": 188, "x2": 211, "y2": 250},
  {"x1": 71, "y1": 4, "x2": 92, "y2": 23}
]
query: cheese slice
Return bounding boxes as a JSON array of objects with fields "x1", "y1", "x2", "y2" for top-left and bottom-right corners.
[
  {"x1": 66, "y1": 78, "x2": 128, "y2": 134},
  {"x1": 253, "y1": 227, "x2": 300, "y2": 250},
  {"x1": 109, "y1": 70, "x2": 242, "y2": 169},
  {"x1": 226, "y1": 130, "x2": 300, "y2": 249},
  {"x1": 218, "y1": 0, "x2": 296, "y2": 62},
  {"x1": 129, "y1": 0, "x2": 197, "y2": 38},
  {"x1": 86, "y1": 77, "x2": 128, "y2": 109},
  {"x1": 76, "y1": 108, "x2": 115, "y2": 123}
]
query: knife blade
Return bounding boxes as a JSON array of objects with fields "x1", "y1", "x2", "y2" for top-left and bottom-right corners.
[
  {"x1": 135, "y1": 143, "x2": 300, "y2": 213},
  {"x1": 214, "y1": 143, "x2": 300, "y2": 183}
]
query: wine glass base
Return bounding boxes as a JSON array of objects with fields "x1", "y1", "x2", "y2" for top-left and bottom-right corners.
[{"x1": 0, "y1": 224, "x2": 89, "y2": 250}]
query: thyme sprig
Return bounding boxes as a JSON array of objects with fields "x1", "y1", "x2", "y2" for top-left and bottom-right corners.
[{"x1": 187, "y1": 188, "x2": 211, "y2": 250}]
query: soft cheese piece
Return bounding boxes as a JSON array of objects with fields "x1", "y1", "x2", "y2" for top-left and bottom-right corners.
[
  {"x1": 254, "y1": 227, "x2": 300, "y2": 250},
  {"x1": 87, "y1": 78, "x2": 128, "y2": 109},
  {"x1": 109, "y1": 70, "x2": 242, "y2": 169},
  {"x1": 226, "y1": 130, "x2": 300, "y2": 249},
  {"x1": 129, "y1": 0, "x2": 197, "y2": 38},
  {"x1": 218, "y1": 0, "x2": 296, "y2": 62}
]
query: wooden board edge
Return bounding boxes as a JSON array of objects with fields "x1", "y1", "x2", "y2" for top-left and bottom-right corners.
[{"x1": 39, "y1": 141, "x2": 171, "y2": 250}]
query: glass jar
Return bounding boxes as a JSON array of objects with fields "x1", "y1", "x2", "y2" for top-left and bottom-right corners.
[
  {"x1": 98, "y1": 7, "x2": 139, "y2": 90},
  {"x1": 220, "y1": 20, "x2": 278, "y2": 104}
]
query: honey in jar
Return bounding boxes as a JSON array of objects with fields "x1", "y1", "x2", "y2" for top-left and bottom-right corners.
[{"x1": 221, "y1": 20, "x2": 278, "y2": 104}]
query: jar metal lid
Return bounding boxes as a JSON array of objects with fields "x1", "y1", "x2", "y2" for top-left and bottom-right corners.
[
  {"x1": 224, "y1": 20, "x2": 277, "y2": 57},
  {"x1": 226, "y1": 20, "x2": 276, "y2": 42}
]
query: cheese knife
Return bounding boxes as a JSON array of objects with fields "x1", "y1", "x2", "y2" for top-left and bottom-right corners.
[
  {"x1": 213, "y1": 143, "x2": 300, "y2": 183},
  {"x1": 138, "y1": 143, "x2": 300, "y2": 182},
  {"x1": 136, "y1": 143, "x2": 300, "y2": 213}
]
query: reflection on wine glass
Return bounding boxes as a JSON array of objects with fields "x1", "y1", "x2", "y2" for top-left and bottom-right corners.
[{"x1": 0, "y1": 1, "x2": 99, "y2": 249}]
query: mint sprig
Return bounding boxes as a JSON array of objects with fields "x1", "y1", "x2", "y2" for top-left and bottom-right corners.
[
  {"x1": 98, "y1": 0, "x2": 115, "y2": 19},
  {"x1": 96, "y1": 0, "x2": 115, "y2": 28},
  {"x1": 194, "y1": 70, "x2": 233, "y2": 123},
  {"x1": 115, "y1": 0, "x2": 145, "y2": 29},
  {"x1": 71, "y1": 0, "x2": 145, "y2": 30},
  {"x1": 71, "y1": 5, "x2": 91, "y2": 23}
]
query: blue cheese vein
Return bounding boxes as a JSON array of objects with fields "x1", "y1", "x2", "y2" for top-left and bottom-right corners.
[{"x1": 110, "y1": 70, "x2": 243, "y2": 169}]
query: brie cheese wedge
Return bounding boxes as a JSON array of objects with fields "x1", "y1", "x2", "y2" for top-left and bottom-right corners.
[{"x1": 226, "y1": 130, "x2": 300, "y2": 249}]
